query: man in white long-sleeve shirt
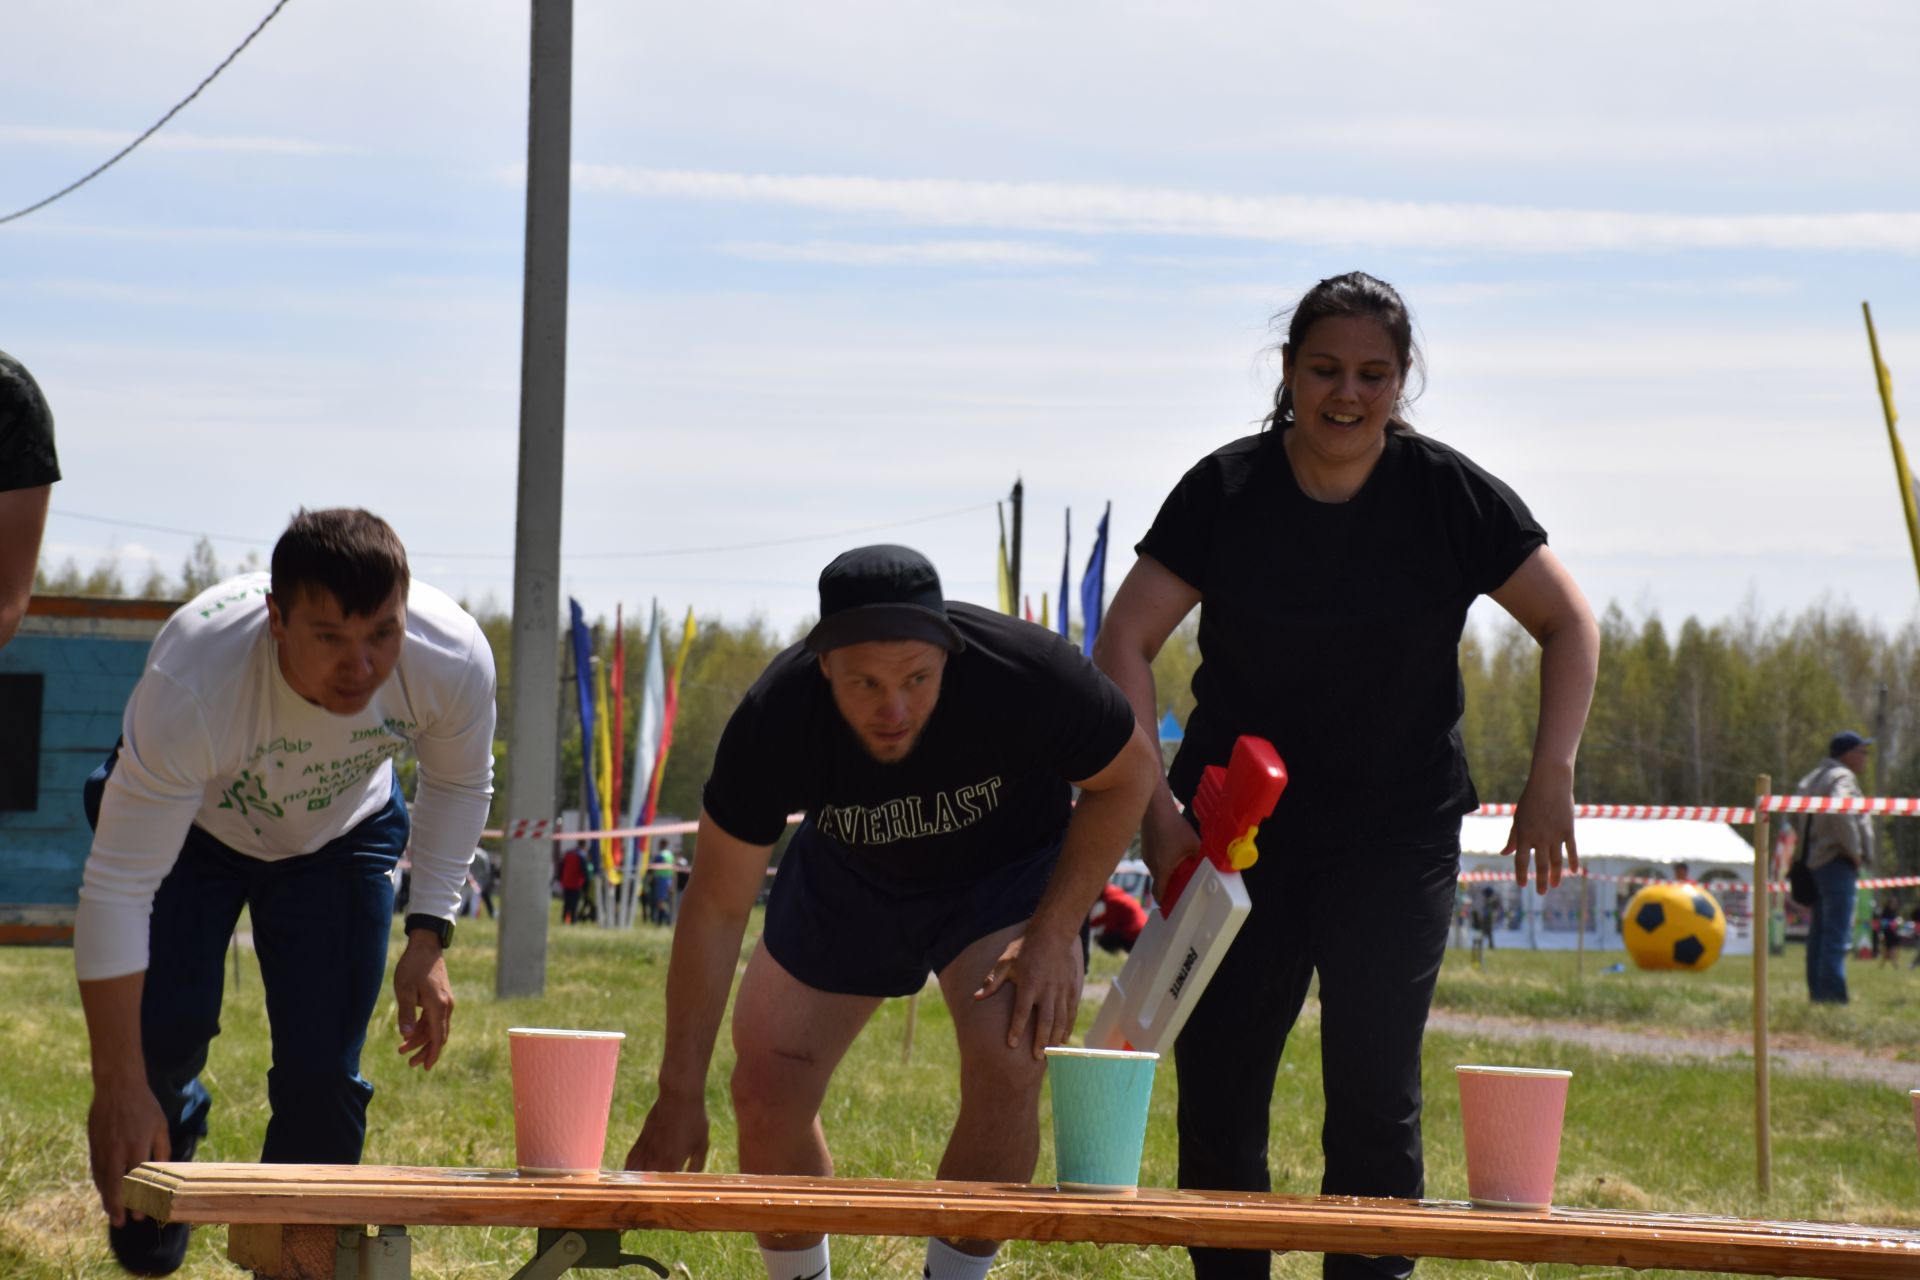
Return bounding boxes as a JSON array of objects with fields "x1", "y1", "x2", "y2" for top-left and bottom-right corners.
[{"x1": 74, "y1": 508, "x2": 496, "y2": 1276}]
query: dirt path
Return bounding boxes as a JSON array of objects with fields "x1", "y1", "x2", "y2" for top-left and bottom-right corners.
[
  {"x1": 1081, "y1": 981, "x2": 1920, "y2": 1089},
  {"x1": 1425, "y1": 1007, "x2": 1920, "y2": 1089}
]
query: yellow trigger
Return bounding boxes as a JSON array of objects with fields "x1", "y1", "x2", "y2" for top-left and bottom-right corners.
[{"x1": 1226, "y1": 826, "x2": 1261, "y2": 871}]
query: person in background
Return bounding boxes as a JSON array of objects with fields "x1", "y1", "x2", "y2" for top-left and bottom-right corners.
[
  {"x1": 558, "y1": 845, "x2": 588, "y2": 924},
  {"x1": 1089, "y1": 880, "x2": 1148, "y2": 953},
  {"x1": 1797, "y1": 731, "x2": 1873, "y2": 1003},
  {"x1": 1095, "y1": 272, "x2": 1598, "y2": 1280}
]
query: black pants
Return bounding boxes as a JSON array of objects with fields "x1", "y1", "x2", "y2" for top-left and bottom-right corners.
[
  {"x1": 1175, "y1": 833, "x2": 1459, "y2": 1280},
  {"x1": 84, "y1": 747, "x2": 409, "y2": 1164}
]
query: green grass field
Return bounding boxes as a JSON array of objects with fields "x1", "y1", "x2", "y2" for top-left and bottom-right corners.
[{"x1": 4, "y1": 915, "x2": 1917, "y2": 1279}]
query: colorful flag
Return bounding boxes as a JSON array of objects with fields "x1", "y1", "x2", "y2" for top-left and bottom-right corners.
[
  {"x1": 625, "y1": 600, "x2": 666, "y2": 846},
  {"x1": 566, "y1": 598, "x2": 604, "y2": 874},
  {"x1": 1865, "y1": 302, "x2": 1920, "y2": 592},
  {"x1": 1079, "y1": 501, "x2": 1110, "y2": 657},
  {"x1": 996, "y1": 503, "x2": 1015, "y2": 614},
  {"x1": 610, "y1": 603, "x2": 625, "y2": 870},
  {"x1": 1058, "y1": 508, "x2": 1071, "y2": 640},
  {"x1": 592, "y1": 649, "x2": 617, "y2": 884},
  {"x1": 642, "y1": 607, "x2": 698, "y2": 825}
]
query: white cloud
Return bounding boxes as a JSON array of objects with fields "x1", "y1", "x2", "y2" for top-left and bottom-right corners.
[
  {"x1": 577, "y1": 166, "x2": 1920, "y2": 254},
  {"x1": 721, "y1": 239, "x2": 1096, "y2": 267},
  {"x1": 0, "y1": 124, "x2": 355, "y2": 156}
]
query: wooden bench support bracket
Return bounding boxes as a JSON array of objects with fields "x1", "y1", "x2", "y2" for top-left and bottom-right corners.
[{"x1": 508, "y1": 1230, "x2": 670, "y2": 1280}]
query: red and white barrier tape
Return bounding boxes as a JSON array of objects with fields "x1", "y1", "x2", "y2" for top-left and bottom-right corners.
[
  {"x1": 1473, "y1": 803, "x2": 1757, "y2": 823},
  {"x1": 1757, "y1": 795, "x2": 1920, "y2": 816},
  {"x1": 1458, "y1": 868, "x2": 1920, "y2": 893},
  {"x1": 486, "y1": 813, "x2": 805, "y2": 842}
]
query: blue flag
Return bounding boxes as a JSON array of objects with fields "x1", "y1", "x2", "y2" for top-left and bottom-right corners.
[
  {"x1": 1079, "y1": 502, "x2": 1109, "y2": 657},
  {"x1": 567, "y1": 598, "x2": 604, "y2": 874},
  {"x1": 1057, "y1": 507, "x2": 1071, "y2": 640}
]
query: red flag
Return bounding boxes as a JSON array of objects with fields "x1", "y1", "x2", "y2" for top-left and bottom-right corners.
[{"x1": 1023, "y1": 593, "x2": 1034, "y2": 623}]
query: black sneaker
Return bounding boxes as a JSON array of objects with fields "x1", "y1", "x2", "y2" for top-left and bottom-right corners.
[
  {"x1": 107, "y1": 1215, "x2": 190, "y2": 1276},
  {"x1": 106, "y1": 1130, "x2": 199, "y2": 1276}
]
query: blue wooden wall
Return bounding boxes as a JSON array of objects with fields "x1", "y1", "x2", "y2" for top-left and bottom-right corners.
[{"x1": 0, "y1": 631, "x2": 148, "y2": 909}]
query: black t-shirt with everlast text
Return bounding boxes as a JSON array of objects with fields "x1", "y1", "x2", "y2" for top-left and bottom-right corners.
[
  {"x1": 1139, "y1": 428, "x2": 1545, "y2": 850},
  {"x1": 703, "y1": 602, "x2": 1136, "y2": 888}
]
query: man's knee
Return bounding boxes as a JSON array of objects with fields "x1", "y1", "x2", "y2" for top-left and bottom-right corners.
[
  {"x1": 957, "y1": 1035, "x2": 1046, "y2": 1106},
  {"x1": 730, "y1": 1045, "x2": 824, "y2": 1132}
]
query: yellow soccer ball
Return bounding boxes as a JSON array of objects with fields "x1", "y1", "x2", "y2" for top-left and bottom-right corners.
[{"x1": 1622, "y1": 881, "x2": 1726, "y2": 971}]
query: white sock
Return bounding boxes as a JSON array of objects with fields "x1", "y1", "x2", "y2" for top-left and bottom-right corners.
[
  {"x1": 759, "y1": 1239, "x2": 830, "y2": 1280},
  {"x1": 923, "y1": 1236, "x2": 996, "y2": 1280}
]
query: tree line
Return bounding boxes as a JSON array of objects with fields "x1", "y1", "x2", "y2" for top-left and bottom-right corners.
[{"x1": 35, "y1": 548, "x2": 1920, "y2": 873}]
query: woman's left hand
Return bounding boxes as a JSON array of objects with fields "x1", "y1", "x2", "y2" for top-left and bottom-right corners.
[{"x1": 1501, "y1": 766, "x2": 1578, "y2": 895}]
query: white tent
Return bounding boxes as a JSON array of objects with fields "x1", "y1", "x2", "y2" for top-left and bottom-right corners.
[{"x1": 1457, "y1": 815, "x2": 1756, "y2": 956}]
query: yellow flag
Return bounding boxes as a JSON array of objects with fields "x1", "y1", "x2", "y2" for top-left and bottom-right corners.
[
  {"x1": 592, "y1": 654, "x2": 618, "y2": 883},
  {"x1": 1040, "y1": 590, "x2": 1050, "y2": 630},
  {"x1": 1865, "y1": 302, "x2": 1920, "y2": 592}
]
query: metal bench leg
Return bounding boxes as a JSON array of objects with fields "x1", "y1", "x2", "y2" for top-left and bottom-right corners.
[{"x1": 507, "y1": 1229, "x2": 669, "y2": 1280}]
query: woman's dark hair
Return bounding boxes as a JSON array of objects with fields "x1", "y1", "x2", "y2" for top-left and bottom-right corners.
[
  {"x1": 271, "y1": 508, "x2": 410, "y2": 618},
  {"x1": 1262, "y1": 271, "x2": 1425, "y2": 432}
]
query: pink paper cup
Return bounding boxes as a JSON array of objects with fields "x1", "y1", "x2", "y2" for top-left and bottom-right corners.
[
  {"x1": 508, "y1": 1028, "x2": 625, "y2": 1176},
  {"x1": 1456, "y1": 1065, "x2": 1572, "y2": 1210}
]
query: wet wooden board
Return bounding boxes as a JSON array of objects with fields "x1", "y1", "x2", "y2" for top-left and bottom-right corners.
[{"x1": 123, "y1": 1163, "x2": 1920, "y2": 1280}]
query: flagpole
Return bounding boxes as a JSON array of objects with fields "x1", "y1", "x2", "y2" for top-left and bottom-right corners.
[
  {"x1": 1864, "y1": 302, "x2": 1920, "y2": 592},
  {"x1": 1010, "y1": 477, "x2": 1023, "y2": 613}
]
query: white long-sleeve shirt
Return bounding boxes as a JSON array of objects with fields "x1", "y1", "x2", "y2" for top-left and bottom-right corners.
[{"x1": 74, "y1": 573, "x2": 497, "y2": 980}]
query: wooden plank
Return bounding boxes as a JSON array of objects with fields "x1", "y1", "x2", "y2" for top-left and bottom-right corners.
[
  {"x1": 122, "y1": 1164, "x2": 1920, "y2": 1280},
  {"x1": 0, "y1": 922, "x2": 73, "y2": 945},
  {"x1": 26, "y1": 596, "x2": 177, "y2": 622}
]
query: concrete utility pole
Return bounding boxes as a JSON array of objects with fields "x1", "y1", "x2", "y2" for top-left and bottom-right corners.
[{"x1": 498, "y1": 0, "x2": 572, "y2": 998}]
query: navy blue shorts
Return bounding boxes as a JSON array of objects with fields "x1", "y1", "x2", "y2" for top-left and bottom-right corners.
[{"x1": 763, "y1": 823, "x2": 1066, "y2": 998}]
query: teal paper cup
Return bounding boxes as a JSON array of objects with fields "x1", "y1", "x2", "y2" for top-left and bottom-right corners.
[{"x1": 1045, "y1": 1046, "x2": 1159, "y2": 1194}]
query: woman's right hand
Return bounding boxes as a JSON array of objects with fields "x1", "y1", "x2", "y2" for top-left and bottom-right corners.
[{"x1": 1140, "y1": 798, "x2": 1201, "y2": 899}]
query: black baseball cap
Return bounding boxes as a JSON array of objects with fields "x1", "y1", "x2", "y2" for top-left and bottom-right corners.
[
  {"x1": 804, "y1": 545, "x2": 967, "y2": 655},
  {"x1": 1830, "y1": 730, "x2": 1874, "y2": 756}
]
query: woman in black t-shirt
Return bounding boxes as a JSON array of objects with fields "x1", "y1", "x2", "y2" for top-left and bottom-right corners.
[{"x1": 1094, "y1": 272, "x2": 1599, "y2": 1280}]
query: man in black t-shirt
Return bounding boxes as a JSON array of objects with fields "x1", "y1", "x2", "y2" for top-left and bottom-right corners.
[
  {"x1": 624, "y1": 545, "x2": 1157, "y2": 1280},
  {"x1": 0, "y1": 349, "x2": 61, "y2": 650}
]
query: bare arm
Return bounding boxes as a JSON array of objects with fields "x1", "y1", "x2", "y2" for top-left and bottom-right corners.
[
  {"x1": 78, "y1": 972, "x2": 170, "y2": 1225},
  {"x1": 1487, "y1": 545, "x2": 1600, "y2": 894},
  {"x1": 0, "y1": 483, "x2": 50, "y2": 649},
  {"x1": 974, "y1": 721, "x2": 1162, "y2": 1054},
  {"x1": 625, "y1": 809, "x2": 775, "y2": 1172},
  {"x1": 1092, "y1": 555, "x2": 1202, "y2": 886}
]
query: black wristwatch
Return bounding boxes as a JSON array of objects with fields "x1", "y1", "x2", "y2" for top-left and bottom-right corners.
[{"x1": 404, "y1": 913, "x2": 454, "y2": 948}]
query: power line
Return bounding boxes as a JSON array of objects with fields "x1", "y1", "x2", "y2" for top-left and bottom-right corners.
[
  {"x1": 48, "y1": 500, "x2": 997, "y2": 562},
  {"x1": 0, "y1": 0, "x2": 297, "y2": 226}
]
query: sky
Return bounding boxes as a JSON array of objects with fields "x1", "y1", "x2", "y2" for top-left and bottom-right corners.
[{"x1": 7, "y1": 0, "x2": 1920, "y2": 642}]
